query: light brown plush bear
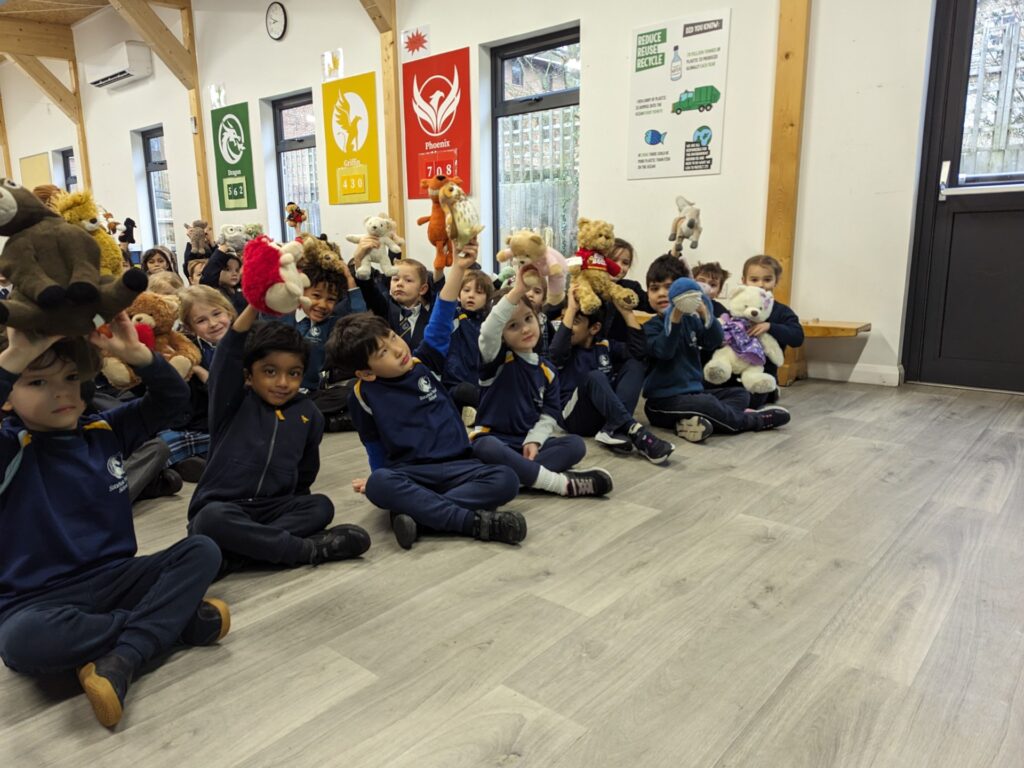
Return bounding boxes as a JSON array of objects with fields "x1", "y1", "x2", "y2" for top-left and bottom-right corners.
[
  {"x1": 102, "y1": 291, "x2": 201, "y2": 388},
  {"x1": 496, "y1": 230, "x2": 568, "y2": 305},
  {"x1": 566, "y1": 217, "x2": 638, "y2": 314}
]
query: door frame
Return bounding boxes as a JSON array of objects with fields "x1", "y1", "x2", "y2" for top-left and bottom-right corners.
[{"x1": 902, "y1": 0, "x2": 980, "y2": 381}]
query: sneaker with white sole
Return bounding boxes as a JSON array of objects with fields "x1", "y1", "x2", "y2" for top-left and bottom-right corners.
[
  {"x1": 628, "y1": 423, "x2": 675, "y2": 464},
  {"x1": 564, "y1": 468, "x2": 614, "y2": 497},
  {"x1": 675, "y1": 415, "x2": 713, "y2": 443},
  {"x1": 752, "y1": 405, "x2": 791, "y2": 431},
  {"x1": 595, "y1": 428, "x2": 634, "y2": 454}
]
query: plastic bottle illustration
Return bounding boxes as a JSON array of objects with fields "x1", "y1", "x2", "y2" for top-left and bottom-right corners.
[{"x1": 670, "y1": 45, "x2": 682, "y2": 81}]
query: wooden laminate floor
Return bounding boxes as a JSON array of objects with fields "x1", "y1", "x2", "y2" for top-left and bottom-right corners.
[{"x1": 1, "y1": 380, "x2": 1023, "y2": 767}]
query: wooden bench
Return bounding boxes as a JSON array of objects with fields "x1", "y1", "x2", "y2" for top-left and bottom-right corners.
[{"x1": 778, "y1": 320, "x2": 872, "y2": 385}]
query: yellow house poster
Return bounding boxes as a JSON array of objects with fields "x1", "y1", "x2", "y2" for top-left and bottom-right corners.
[{"x1": 322, "y1": 71, "x2": 380, "y2": 205}]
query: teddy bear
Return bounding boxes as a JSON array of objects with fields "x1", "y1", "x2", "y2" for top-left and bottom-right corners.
[
  {"x1": 285, "y1": 202, "x2": 307, "y2": 232},
  {"x1": 496, "y1": 230, "x2": 568, "y2": 305},
  {"x1": 102, "y1": 291, "x2": 201, "y2": 388},
  {"x1": 244, "y1": 223, "x2": 264, "y2": 239},
  {"x1": 0, "y1": 179, "x2": 147, "y2": 375},
  {"x1": 566, "y1": 217, "x2": 638, "y2": 315},
  {"x1": 668, "y1": 195, "x2": 703, "y2": 256},
  {"x1": 346, "y1": 213, "x2": 403, "y2": 279},
  {"x1": 241, "y1": 236, "x2": 311, "y2": 316},
  {"x1": 52, "y1": 189, "x2": 124, "y2": 277},
  {"x1": 417, "y1": 174, "x2": 459, "y2": 271},
  {"x1": 184, "y1": 219, "x2": 214, "y2": 258},
  {"x1": 703, "y1": 284, "x2": 784, "y2": 394},
  {"x1": 217, "y1": 224, "x2": 250, "y2": 254},
  {"x1": 437, "y1": 178, "x2": 483, "y2": 254}
]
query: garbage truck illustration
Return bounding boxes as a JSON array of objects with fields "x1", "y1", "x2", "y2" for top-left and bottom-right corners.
[{"x1": 671, "y1": 85, "x2": 721, "y2": 114}]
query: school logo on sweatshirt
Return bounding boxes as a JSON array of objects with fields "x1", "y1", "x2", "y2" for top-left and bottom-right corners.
[
  {"x1": 598, "y1": 353, "x2": 612, "y2": 373},
  {"x1": 417, "y1": 375, "x2": 438, "y2": 402},
  {"x1": 106, "y1": 454, "x2": 128, "y2": 494}
]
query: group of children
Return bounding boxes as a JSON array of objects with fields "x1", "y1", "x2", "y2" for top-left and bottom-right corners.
[{"x1": 0, "y1": 224, "x2": 803, "y2": 728}]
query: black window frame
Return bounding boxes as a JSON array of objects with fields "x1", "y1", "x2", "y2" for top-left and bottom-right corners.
[
  {"x1": 272, "y1": 91, "x2": 317, "y2": 236},
  {"x1": 490, "y1": 27, "x2": 581, "y2": 254},
  {"x1": 60, "y1": 148, "x2": 77, "y2": 192},
  {"x1": 142, "y1": 126, "x2": 169, "y2": 249}
]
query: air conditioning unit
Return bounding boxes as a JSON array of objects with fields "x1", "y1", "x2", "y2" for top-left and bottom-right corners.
[{"x1": 86, "y1": 41, "x2": 153, "y2": 89}]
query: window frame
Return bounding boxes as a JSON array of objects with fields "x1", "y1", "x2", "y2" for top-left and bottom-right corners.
[
  {"x1": 60, "y1": 148, "x2": 77, "y2": 192},
  {"x1": 141, "y1": 126, "x2": 171, "y2": 250},
  {"x1": 490, "y1": 27, "x2": 581, "y2": 254},
  {"x1": 272, "y1": 92, "x2": 317, "y2": 236}
]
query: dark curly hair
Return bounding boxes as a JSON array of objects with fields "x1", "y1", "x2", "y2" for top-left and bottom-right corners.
[{"x1": 242, "y1": 321, "x2": 309, "y2": 371}]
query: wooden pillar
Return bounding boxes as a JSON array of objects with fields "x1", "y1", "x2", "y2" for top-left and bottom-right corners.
[
  {"x1": 0, "y1": 86, "x2": 12, "y2": 179},
  {"x1": 380, "y1": 30, "x2": 405, "y2": 235},
  {"x1": 763, "y1": 0, "x2": 812, "y2": 384},
  {"x1": 180, "y1": 3, "x2": 212, "y2": 223},
  {"x1": 67, "y1": 59, "x2": 91, "y2": 189}
]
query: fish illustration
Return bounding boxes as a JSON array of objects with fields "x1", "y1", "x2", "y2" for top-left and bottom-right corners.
[{"x1": 644, "y1": 129, "x2": 667, "y2": 145}]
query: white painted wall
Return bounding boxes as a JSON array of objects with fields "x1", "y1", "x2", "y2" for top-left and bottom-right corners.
[
  {"x1": 0, "y1": 0, "x2": 938, "y2": 384},
  {"x1": 0, "y1": 58, "x2": 78, "y2": 183}
]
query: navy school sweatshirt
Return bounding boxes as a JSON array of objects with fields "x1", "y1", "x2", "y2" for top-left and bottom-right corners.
[
  {"x1": 356, "y1": 271, "x2": 443, "y2": 349},
  {"x1": 350, "y1": 297, "x2": 470, "y2": 471},
  {"x1": 548, "y1": 320, "x2": 646, "y2": 406},
  {"x1": 643, "y1": 311, "x2": 725, "y2": 399},
  {"x1": 443, "y1": 306, "x2": 485, "y2": 389},
  {"x1": 0, "y1": 355, "x2": 189, "y2": 613},
  {"x1": 187, "y1": 325, "x2": 324, "y2": 517}
]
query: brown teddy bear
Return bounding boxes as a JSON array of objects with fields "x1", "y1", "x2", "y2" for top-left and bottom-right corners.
[
  {"x1": 0, "y1": 178, "x2": 147, "y2": 377},
  {"x1": 102, "y1": 291, "x2": 200, "y2": 388},
  {"x1": 496, "y1": 230, "x2": 568, "y2": 305},
  {"x1": 566, "y1": 217, "x2": 638, "y2": 314}
]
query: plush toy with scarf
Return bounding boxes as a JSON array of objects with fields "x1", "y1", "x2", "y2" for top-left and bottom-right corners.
[{"x1": 703, "y1": 284, "x2": 784, "y2": 393}]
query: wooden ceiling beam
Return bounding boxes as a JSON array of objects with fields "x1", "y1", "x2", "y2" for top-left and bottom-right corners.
[
  {"x1": 360, "y1": 0, "x2": 395, "y2": 34},
  {"x1": 0, "y1": 18, "x2": 76, "y2": 60},
  {"x1": 6, "y1": 53, "x2": 80, "y2": 122},
  {"x1": 107, "y1": 0, "x2": 195, "y2": 90}
]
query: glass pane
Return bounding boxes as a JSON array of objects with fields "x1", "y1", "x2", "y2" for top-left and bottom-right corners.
[
  {"x1": 960, "y1": 2, "x2": 1024, "y2": 181},
  {"x1": 503, "y1": 42, "x2": 581, "y2": 101},
  {"x1": 279, "y1": 101, "x2": 316, "y2": 140},
  {"x1": 496, "y1": 104, "x2": 580, "y2": 255},
  {"x1": 279, "y1": 146, "x2": 321, "y2": 236},
  {"x1": 65, "y1": 152, "x2": 79, "y2": 193},
  {"x1": 149, "y1": 169, "x2": 176, "y2": 250},
  {"x1": 147, "y1": 134, "x2": 165, "y2": 164}
]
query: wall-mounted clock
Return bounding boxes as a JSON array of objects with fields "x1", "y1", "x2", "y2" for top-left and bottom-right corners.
[{"x1": 266, "y1": 2, "x2": 287, "y2": 41}]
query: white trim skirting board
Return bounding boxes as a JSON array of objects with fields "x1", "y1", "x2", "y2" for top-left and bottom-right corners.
[{"x1": 806, "y1": 362, "x2": 905, "y2": 387}]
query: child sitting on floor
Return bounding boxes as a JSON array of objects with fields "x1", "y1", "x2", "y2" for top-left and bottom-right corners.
[
  {"x1": 549, "y1": 285, "x2": 674, "y2": 464},
  {"x1": 470, "y1": 266, "x2": 613, "y2": 498},
  {"x1": 0, "y1": 316, "x2": 228, "y2": 728},
  {"x1": 642, "y1": 255, "x2": 790, "y2": 443},
  {"x1": 328, "y1": 239, "x2": 523, "y2": 550},
  {"x1": 443, "y1": 269, "x2": 494, "y2": 411},
  {"x1": 187, "y1": 304, "x2": 370, "y2": 575},
  {"x1": 355, "y1": 239, "x2": 439, "y2": 348},
  {"x1": 740, "y1": 254, "x2": 805, "y2": 405}
]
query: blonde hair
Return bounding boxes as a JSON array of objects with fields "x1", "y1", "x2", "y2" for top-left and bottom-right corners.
[
  {"x1": 178, "y1": 285, "x2": 237, "y2": 330},
  {"x1": 187, "y1": 258, "x2": 208, "y2": 285},
  {"x1": 148, "y1": 271, "x2": 185, "y2": 295}
]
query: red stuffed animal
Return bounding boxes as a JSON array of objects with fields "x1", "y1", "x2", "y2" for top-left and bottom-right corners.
[
  {"x1": 241, "y1": 236, "x2": 311, "y2": 316},
  {"x1": 417, "y1": 174, "x2": 462, "y2": 271}
]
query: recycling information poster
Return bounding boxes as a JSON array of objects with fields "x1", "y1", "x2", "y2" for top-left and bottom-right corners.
[
  {"x1": 322, "y1": 71, "x2": 381, "y2": 205},
  {"x1": 211, "y1": 102, "x2": 256, "y2": 210},
  {"x1": 627, "y1": 10, "x2": 731, "y2": 179}
]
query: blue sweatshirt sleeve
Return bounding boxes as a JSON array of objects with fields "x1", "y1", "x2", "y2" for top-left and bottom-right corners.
[
  {"x1": 645, "y1": 315, "x2": 687, "y2": 360},
  {"x1": 416, "y1": 297, "x2": 457, "y2": 369},
  {"x1": 697, "y1": 316, "x2": 724, "y2": 350},
  {"x1": 207, "y1": 327, "x2": 248, "y2": 437},
  {"x1": 768, "y1": 302, "x2": 804, "y2": 349},
  {"x1": 0, "y1": 368, "x2": 24, "y2": 471},
  {"x1": 340, "y1": 286, "x2": 367, "y2": 315},
  {"x1": 547, "y1": 324, "x2": 574, "y2": 369},
  {"x1": 295, "y1": 409, "x2": 324, "y2": 494},
  {"x1": 356, "y1": 275, "x2": 390, "y2": 320},
  {"x1": 348, "y1": 388, "x2": 388, "y2": 471},
  {"x1": 102, "y1": 354, "x2": 192, "y2": 457}
]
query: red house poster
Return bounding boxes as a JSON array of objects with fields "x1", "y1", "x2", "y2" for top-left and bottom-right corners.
[{"x1": 402, "y1": 47, "x2": 471, "y2": 198}]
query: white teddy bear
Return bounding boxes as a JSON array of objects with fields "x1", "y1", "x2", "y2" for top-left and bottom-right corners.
[
  {"x1": 347, "y1": 213, "x2": 403, "y2": 279},
  {"x1": 704, "y1": 284, "x2": 785, "y2": 394}
]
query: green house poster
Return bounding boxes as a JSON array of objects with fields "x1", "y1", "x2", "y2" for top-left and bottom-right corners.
[{"x1": 211, "y1": 102, "x2": 256, "y2": 210}]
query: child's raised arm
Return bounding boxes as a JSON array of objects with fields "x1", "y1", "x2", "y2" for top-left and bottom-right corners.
[{"x1": 479, "y1": 262, "x2": 527, "y2": 364}]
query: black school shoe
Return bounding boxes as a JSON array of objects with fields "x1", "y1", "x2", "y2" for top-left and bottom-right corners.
[
  {"x1": 628, "y1": 424, "x2": 675, "y2": 464},
  {"x1": 473, "y1": 510, "x2": 527, "y2": 544},
  {"x1": 389, "y1": 511, "x2": 419, "y2": 550},
  {"x1": 307, "y1": 524, "x2": 371, "y2": 564},
  {"x1": 77, "y1": 653, "x2": 136, "y2": 727},
  {"x1": 172, "y1": 456, "x2": 207, "y2": 483},
  {"x1": 137, "y1": 468, "x2": 183, "y2": 499},
  {"x1": 752, "y1": 405, "x2": 791, "y2": 431},
  {"x1": 325, "y1": 413, "x2": 355, "y2": 433},
  {"x1": 564, "y1": 468, "x2": 614, "y2": 497},
  {"x1": 180, "y1": 598, "x2": 231, "y2": 646}
]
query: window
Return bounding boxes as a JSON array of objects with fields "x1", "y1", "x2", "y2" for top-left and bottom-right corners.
[
  {"x1": 491, "y1": 29, "x2": 581, "y2": 257},
  {"x1": 60, "y1": 149, "x2": 78, "y2": 192},
  {"x1": 273, "y1": 93, "x2": 321, "y2": 237},
  {"x1": 142, "y1": 127, "x2": 175, "y2": 250}
]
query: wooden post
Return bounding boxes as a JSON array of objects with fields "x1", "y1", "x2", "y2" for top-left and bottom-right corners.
[
  {"x1": 67, "y1": 59, "x2": 92, "y2": 189},
  {"x1": 763, "y1": 0, "x2": 812, "y2": 384},
  {"x1": 0, "y1": 86, "x2": 12, "y2": 179},
  {"x1": 381, "y1": 30, "x2": 405, "y2": 235},
  {"x1": 180, "y1": 3, "x2": 212, "y2": 223}
]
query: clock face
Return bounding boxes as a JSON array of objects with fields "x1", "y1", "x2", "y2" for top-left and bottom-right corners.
[{"x1": 266, "y1": 2, "x2": 286, "y2": 40}]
